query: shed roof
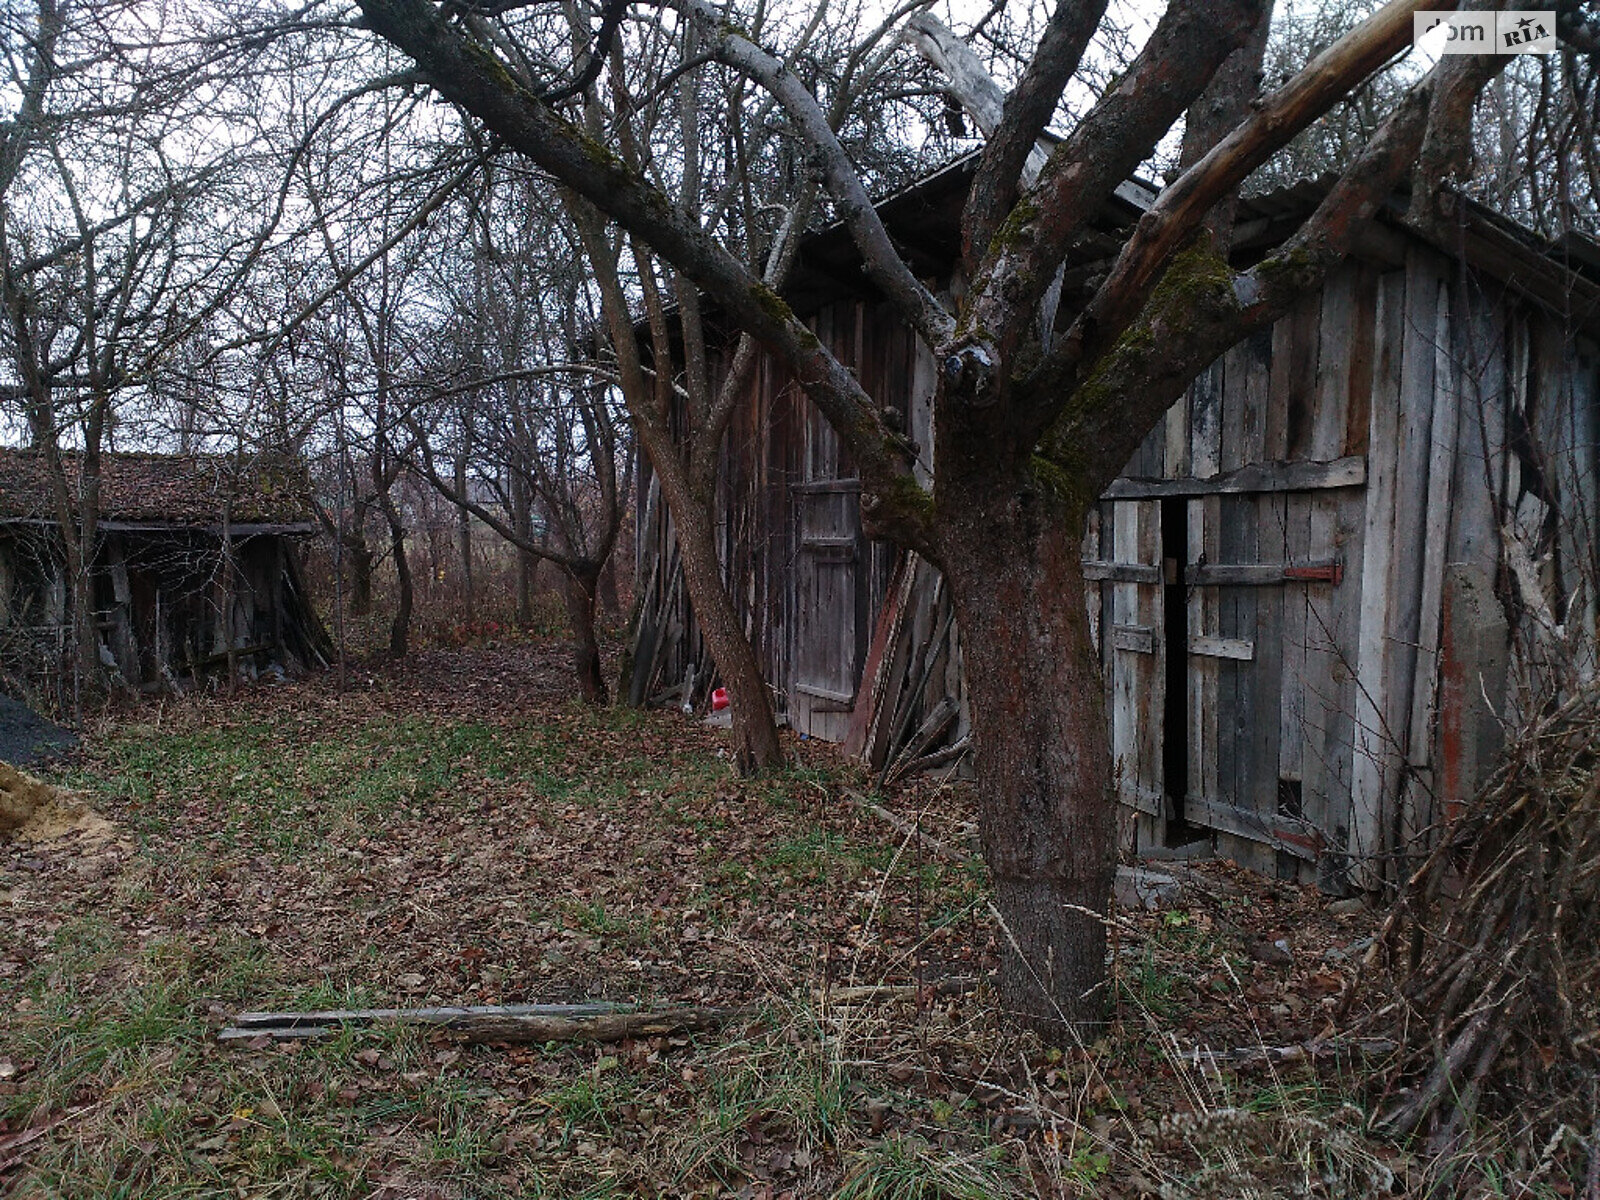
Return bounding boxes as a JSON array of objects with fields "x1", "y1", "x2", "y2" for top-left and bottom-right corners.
[
  {"x1": 1231, "y1": 176, "x2": 1600, "y2": 334},
  {"x1": 782, "y1": 155, "x2": 1600, "y2": 332},
  {"x1": 0, "y1": 449, "x2": 317, "y2": 531}
]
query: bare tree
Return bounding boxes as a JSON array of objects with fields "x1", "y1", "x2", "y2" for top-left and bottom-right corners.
[
  {"x1": 349, "y1": 0, "x2": 1548, "y2": 1031},
  {"x1": 402, "y1": 173, "x2": 629, "y2": 702},
  {"x1": 556, "y1": 0, "x2": 951, "y2": 769},
  {"x1": 0, "y1": 0, "x2": 296, "y2": 705}
]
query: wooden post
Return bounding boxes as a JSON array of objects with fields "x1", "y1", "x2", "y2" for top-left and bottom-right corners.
[{"x1": 1350, "y1": 270, "x2": 1408, "y2": 891}]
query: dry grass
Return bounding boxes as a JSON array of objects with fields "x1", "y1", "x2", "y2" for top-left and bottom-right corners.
[{"x1": 0, "y1": 641, "x2": 1582, "y2": 1196}]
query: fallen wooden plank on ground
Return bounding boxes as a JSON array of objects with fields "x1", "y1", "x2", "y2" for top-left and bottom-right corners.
[
  {"x1": 218, "y1": 1003, "x2": 742, "y2": 1045},
  {"x1": 814, "y1": 978, "x2": 979, "y2": 1005},
  {"x1": 1181, "y1": 1037, "x2": 1398, "y2": 1068}
]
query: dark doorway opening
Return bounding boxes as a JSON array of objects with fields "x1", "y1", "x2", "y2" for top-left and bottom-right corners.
[{"x1": 1160, "y1": 497, "x2": 1207, "y2": 847}]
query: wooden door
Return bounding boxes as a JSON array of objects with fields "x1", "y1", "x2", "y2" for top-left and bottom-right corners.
[
  {"x1": 790, "y1": 393, "x2": 869, "y2": 742},
  {"x1": 1180, "y1": 484, "x2": 1359, "y2": 880}
]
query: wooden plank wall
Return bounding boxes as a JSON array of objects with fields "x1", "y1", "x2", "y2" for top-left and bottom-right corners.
[
  {"x1": 632, "y1": 295, "x2": 921, "y2": 732},
  {"x1": 1144, "y1": 248, "x2": 1600, "y2": 888},
  {"x1": 632, "y1": 239, "x2": 1600, "y2": 893},
  {"x1": 1111, "y1": 263, "x2": 1377, "y2": 884}
]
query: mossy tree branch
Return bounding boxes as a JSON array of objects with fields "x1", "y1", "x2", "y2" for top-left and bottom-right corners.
[{"x1": 1041, "y1": 52, "x2": 1508, "y2": 497}]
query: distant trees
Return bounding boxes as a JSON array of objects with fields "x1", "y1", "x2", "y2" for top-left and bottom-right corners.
[
  {"x1": 402, "y1": 168, "x2": 630, "y2": 701},
  {"x1": 0, "y1": 0, "x2": 295, "y2": 704}
]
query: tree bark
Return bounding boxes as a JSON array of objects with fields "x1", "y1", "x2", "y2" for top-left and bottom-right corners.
[
  {"x1": 345, "y1": 527, "x2": 374, "y2": 617},
  {"x1": 661, "y1": 462, "x2": 784, "y2": 773},
  {"x1": 379, "y1": 490, "x2": 413, "y2": 658},
  {"x1": 562, "y1": 566, "x2": 608, "y2": 705},
  {"x1": 939, "y1": 475, "x2": 1113, "y2": 1029},
  {"x1": 512, "y1": 471, "x2": 535, "y2": 627},
  {"x1": 455, "y1": 446, "x2": 474, "y2": 626},
  {"x1": 598, "y1": 552, "x2": 621, "y2": 621}
]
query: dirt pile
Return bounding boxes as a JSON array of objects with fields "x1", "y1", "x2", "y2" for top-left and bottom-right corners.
[{"x1": 0, "y1": 762, "x2": 114, "y2": 844}]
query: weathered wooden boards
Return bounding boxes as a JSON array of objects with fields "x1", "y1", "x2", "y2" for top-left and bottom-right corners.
[
  {"x1": 849, "y1": 552, "x2": 971, "y2": 781},
  {"x1": 629, "y1": 295, "x2": 922, "y2": 731},
  {"x1": 219, "y1": 1003, "x2": 739, "y2": 1045},
  {"x1": 629, "y1": 219, "x2": 1600, "y2": 897},
  {"x1": 1111, "y1": 494, "x2": 1164, "y2": 822}
]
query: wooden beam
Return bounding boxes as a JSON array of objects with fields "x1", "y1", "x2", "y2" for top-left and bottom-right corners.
[
  {"x1": 1188, "y1": 635, "x2": 1254, "y2": 661},
  {"x1": 1082, "y1": 560, "x2": 1161, "y2": 583},
  {"x1": 1102, "y1": 455, "x2": 1366, "y2": 500},
  {"x1": 220, "y1": 1003, "x2": 740, "y2": 1045},
  {"x1": 1116, "y1": 783, "x2": 1164, "y2": 816},
  {"x1": 794, "y1": 682, "x2": 855, "y2": 708},
  {"x1": 1457, "y1": 210, "x2": 1600, "y2": 337},
  {"x1": 1186, "y1": 559, "x2": 1344, "y2": 586},
  {"x1": 1112, "y1": 624, "x2": 1157, "y2": 654},
  {"x1": 1186, "y1": 794, "x2": 1324, "y2": 861}
]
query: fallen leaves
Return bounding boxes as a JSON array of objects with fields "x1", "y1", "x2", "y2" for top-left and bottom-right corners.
[{"x1": 0, "y1": 641, "x2": 1416, "y2": 1198}]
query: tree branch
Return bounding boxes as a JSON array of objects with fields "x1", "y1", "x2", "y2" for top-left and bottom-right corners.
[
  {"x1": 948, "y1": 0, "x2": 1262, "y2": 417},
  {"x1": 961, "y1": 0, "x2": 1107, "y2": 273},
  {"x1": 353, "y1": 0, "x2": 932, "y2": 549},
  {"x1": 691, "y1": 2, "x2": 954, "y2": 347},
  {"x1": 1042, "y1": 50, "x2": 1509, "y2": 494},
  {"x1": 1043, "y1": 0, "x2": 1448, "y2": 407}
]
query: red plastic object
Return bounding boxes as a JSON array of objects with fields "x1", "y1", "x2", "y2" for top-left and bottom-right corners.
[{"x1": 711, "y1": 687, "x2": 730, "y2": 711}]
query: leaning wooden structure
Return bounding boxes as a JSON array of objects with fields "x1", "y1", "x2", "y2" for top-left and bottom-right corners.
[
  {"x1": 0, "y1": 450, "x2": 331, "y2": 703},
  {"x1": 631, "y1": 161, "x2": 1600, "y2": 890}
]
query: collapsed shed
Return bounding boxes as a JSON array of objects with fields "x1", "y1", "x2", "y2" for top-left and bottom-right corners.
[
  {"x1": 0, "y1": 449, "x2": 331, "y2": 701},
  {"x1": 631, "y1": 158, "x2": 1600, "y2": 891}
]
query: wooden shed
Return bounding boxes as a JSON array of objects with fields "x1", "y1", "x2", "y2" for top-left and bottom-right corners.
[
  {"x1": 0, "y1": 449, "x2": 332, "y2": 702},
  {"x1": 630, "y1": 165, "x2": 1600, "y2": 889}
]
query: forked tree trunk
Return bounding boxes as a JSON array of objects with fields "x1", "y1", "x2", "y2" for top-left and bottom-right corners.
[
  {"x1": 939, "y1": 481, "x2": 1114, "y2": 1031},
  {"x1": 562, "y1": 567, "x2": 608, "y2": 705}
]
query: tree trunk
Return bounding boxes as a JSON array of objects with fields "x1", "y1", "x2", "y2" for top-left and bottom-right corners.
[
  {"x1": 939, "y1": 479, "x2": 1113, "y2": 1033},
  {"x1": 49, "y1": 451, "x2": 103, "y2": 708},
  {"x1": 346, "y1": 530, "x2": 374, "y2": 617},
  {"x1": 670, "y1": 486, "x2": 783, "y2": 774},
  {"x1": 512, "y1": 473, "x2": 535, "y2": 628},
  {"x1": 65, "y1": 529, "x2": 99, "y2": 704},
  {"x1": 380, "y1": 494, "x2": 413, "y2": 658},
  {"x1": 222, "y1": 503, "x2": 238, "y2": 695},
  {"x1": 598, "y1": 553, "x2": 621, "y2": 621},
  {"x1": 455, "y1": 449, "x2": 474, "y2": 626},
  {"x1": 561, "y1": 186, "x2": 784, "y2": 772},
  {"x1": 562, "y1": 567, "x2": 608, "y2": 705}
]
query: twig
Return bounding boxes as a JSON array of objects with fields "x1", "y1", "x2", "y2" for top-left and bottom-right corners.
[{"x1": 844, "y1": 789, "x2": 974, "y2": 865}]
